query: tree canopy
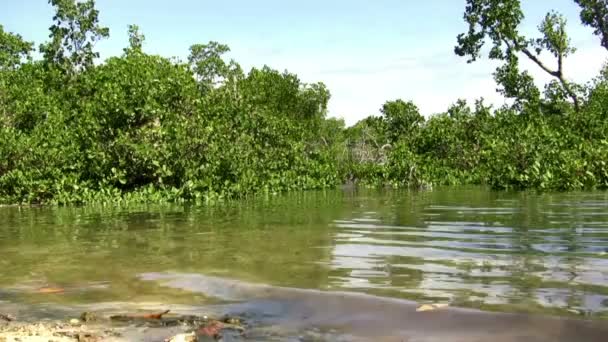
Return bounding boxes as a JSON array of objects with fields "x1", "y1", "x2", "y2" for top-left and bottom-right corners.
[{"x1": 0, "y1": 0, "x2": 607, "y2": 204}]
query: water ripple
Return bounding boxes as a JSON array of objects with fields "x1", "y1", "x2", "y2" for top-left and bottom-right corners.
[{"x1": 328, "y1": 192, "x2": 608, "y2": 314}]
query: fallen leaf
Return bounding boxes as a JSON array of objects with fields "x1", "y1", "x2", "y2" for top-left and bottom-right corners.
[
  {"x1": 37, "y1": 287, "x2": 65, "y2": 294},
  {"x1": 140, "y1": 310, "x2": 170, "y2": 319},
  {"x1": 416, "y1": 303, "x2": 449, "y2": 312}
]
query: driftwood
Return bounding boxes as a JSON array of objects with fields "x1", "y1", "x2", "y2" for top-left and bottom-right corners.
[{"x1": 109, "y1": 309, "x2": 170, "y2": 321}]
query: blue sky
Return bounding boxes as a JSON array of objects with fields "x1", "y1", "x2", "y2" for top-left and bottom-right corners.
[{"x1": 2, "y1": 0, "x2": 607, "y2": 125}]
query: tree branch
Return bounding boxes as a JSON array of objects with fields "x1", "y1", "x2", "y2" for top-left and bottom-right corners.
[
  {"x1": 519, "y1": 47, "x2": 559, "y2": 78},
  {"x1": 505, "y1": 39, "x2": 580, "y2": 112},
  {"x1": 557, "y1": 77, "x2": 580, "y2": 112},
  {"x1": 593, "y1": 2, "x2": 608, "y2": 50}
]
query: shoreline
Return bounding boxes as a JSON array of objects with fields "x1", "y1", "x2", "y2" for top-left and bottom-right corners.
[{"x1": 4, "y1": 273, "x2": 608, "y2": 342}]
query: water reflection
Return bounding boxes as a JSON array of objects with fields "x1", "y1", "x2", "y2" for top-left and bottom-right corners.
[
  {"x1": 1, "y1": 188, "x2": 608, "y2": 318},
  {"x1": 327, "y1": 189, "x2": 608, "y2": 315}
]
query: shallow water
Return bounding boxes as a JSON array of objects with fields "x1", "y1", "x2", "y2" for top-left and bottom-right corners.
[{"x1": 2, "y1": 187, "x2": 608, "y2": 334}]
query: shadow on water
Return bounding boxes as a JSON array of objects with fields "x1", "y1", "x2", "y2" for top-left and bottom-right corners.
[{"x1": 2, "y1": 187, "x2": 608, "y2": 339}]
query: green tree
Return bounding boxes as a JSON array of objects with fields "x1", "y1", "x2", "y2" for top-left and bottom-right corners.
[
  {"x1": 239, "y1": 66, "x2": 329, "y2": 122},
  {"x1": 124, "y1": 24, "x2": 145, "y2": 55},
  {"x1": 188, "y1": 42, "x2": 242, "y2": 93},
  {"x1": 0, "y1": 25, "x2": 33, "y2": 70},
  {"x1": 39, "y1": 0, "x2": 109, "y2": 74},
  {"x1": 575, "y1": 0, "x2": 608, "y2": 51},
  {"x1": 455, "y1": 0, "x2": 580, "y2": 111},
  {"x1": 381, "y1": 99, "x2": 423, "y2": 143},
  {"x1": 0, "y1": 26, "x2": 35, "y2": 128}
]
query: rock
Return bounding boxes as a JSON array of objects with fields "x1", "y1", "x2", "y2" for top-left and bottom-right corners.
[
  {"x1": 198, "y1": 321, "x2": 223, "y2": 337},
  {"x1": 164, "y1": 332, "x2": 196, "y2": 342},
  {"x1": 76, "y1": 332, "x2": 99, "y2": 342},
  {"x1": 80, "y1": 312, "x2": 98, "y2": 323},
  {"x1": 70, "y1": 319, "x2": 80, "y2": 325},
  {"x1": 222, "y1": 316, "x2": 240, "y2": 325},
  {"x1": 0, "y1": 314, "x2": 15, "y2": 322}
]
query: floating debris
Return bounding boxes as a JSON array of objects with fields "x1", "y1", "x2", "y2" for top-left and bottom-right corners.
[
  {"x1": 416, "y1": 303, "x2": 450, "y2": 312},
  {"x1": 163, "y1": 316, "x2": 246, "y2": 342},
  {"x1": 109, "y1": 310, "x2": 213, "y2": 328},
  {"x1": 36, "y1": 287, "x2": 65, "y2": 294},
  {"x1": 110, "y1": 309, "x2": 170, "y2": 321},
  {"x1": 165, "y1": 332, "x2": 196, "y2": 342}
]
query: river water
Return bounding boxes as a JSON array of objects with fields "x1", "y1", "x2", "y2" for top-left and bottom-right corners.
[{"x1": 1, "y1": 187, "x2": 608, "y2": 340}]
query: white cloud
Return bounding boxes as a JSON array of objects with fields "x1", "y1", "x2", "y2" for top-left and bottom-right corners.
[{"x1": 230, "y1": 36, "x2": 607, "y2": 126}]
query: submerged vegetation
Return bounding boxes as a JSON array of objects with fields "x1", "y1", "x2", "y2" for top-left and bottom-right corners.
[{"x1": 0, "y1": 0, "x2": 608, "y2": 204}]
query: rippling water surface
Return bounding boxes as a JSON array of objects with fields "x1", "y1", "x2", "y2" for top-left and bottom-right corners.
[{"x1": 1, "y1": 188, "x2": 608, "y2": 318}]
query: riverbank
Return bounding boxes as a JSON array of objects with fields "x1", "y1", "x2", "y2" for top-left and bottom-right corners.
[
  {"x1": 0, "y1": 304, "x2": 245, "y2": 342},
  {"x1": 0, "y1": 319, "x2": 122, "y2": 342},
  {"x1": 3, "y1": 273, "x2": 608, "y2": 342}
]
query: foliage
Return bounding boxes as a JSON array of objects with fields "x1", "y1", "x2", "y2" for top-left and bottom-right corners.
[
  {"x1": 381, "y1": 99, "x2": 423, "y2": 144},
  {"x1": 0, "y1": 25, "x2": 33, "y2": 70},
  {"x1": 39, "y1": 0, "x2": 109, "y2": 75},
  {"x1": 124, "y1": 24, "x2": 145, "y2": 55},
  {"x1": 1, "y1": 0, "x2": 608, "y2": 205},
  {"x1": 575, "y1": 0, "x2": 608, "y2": 50},
  {"x1": 0, "y1": 0, "x2": 343, "y2": 205},
  {"x1": 455, "y1": 0, "x2": 581, "y2": 111}
]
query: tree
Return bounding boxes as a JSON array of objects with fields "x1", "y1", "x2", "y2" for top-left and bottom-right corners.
[
  {"x1": 455, "y1": 0, "x2": 580, "y2": 112},
  {"x1": 381, "y1": 99, "x2": 423, "y2": 143},
  {"x1": 575, "y1": 0, "x2": 608, "y2": 51},
  {"x1": 447, "y1": 99, "x2": 472, "y2": 119},
  {"x1": 239, "y1": 66, "x2": 329, "y2": 122},
  {"x1": 39, "y1": 0, "x2": 109, "y2": 74},
  {"x1": 124, "y1": 24, "x2": 145, "y2": 55},
  {"x1": 0, "y1": 26, "x2": 36, "y2": 129},
  {"x1": 294, "y1": 82, "x2": 330, "y2": 121},
  {"x1": 188, "y1": 42, "x2": 242, "y2": 92},
  {"x1": 0, "y1": 25, "x2": 33, "y2": 70}
]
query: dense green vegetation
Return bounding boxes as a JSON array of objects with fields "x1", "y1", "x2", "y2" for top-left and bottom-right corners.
[{"x1": 1, "y1": 0, "x2": 607, "y2": 204}]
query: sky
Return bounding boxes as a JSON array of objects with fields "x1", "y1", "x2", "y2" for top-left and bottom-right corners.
[{"x1": 2, "y1": 0, "x2": 607, "y2": 125}]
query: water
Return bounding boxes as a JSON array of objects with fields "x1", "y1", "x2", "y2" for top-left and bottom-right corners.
[{"x1": 2, "y1": 187, "x2": 608, "y2": 322}]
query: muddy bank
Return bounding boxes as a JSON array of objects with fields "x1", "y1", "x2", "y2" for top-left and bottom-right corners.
[{"x1": 139, "y1": 272, "x2": 608, "y2": 342}]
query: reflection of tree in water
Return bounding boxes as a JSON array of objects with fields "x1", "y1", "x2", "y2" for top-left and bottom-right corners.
[
  {"x1": 3, "y1": 189, "x2": 608, "y2": 315},
  {"x1": 504, "y1": 192, "x2": 608, "y2": 315},
  {"x1": 0, "y1": 191, "x2": 347, "y2": 303}
]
